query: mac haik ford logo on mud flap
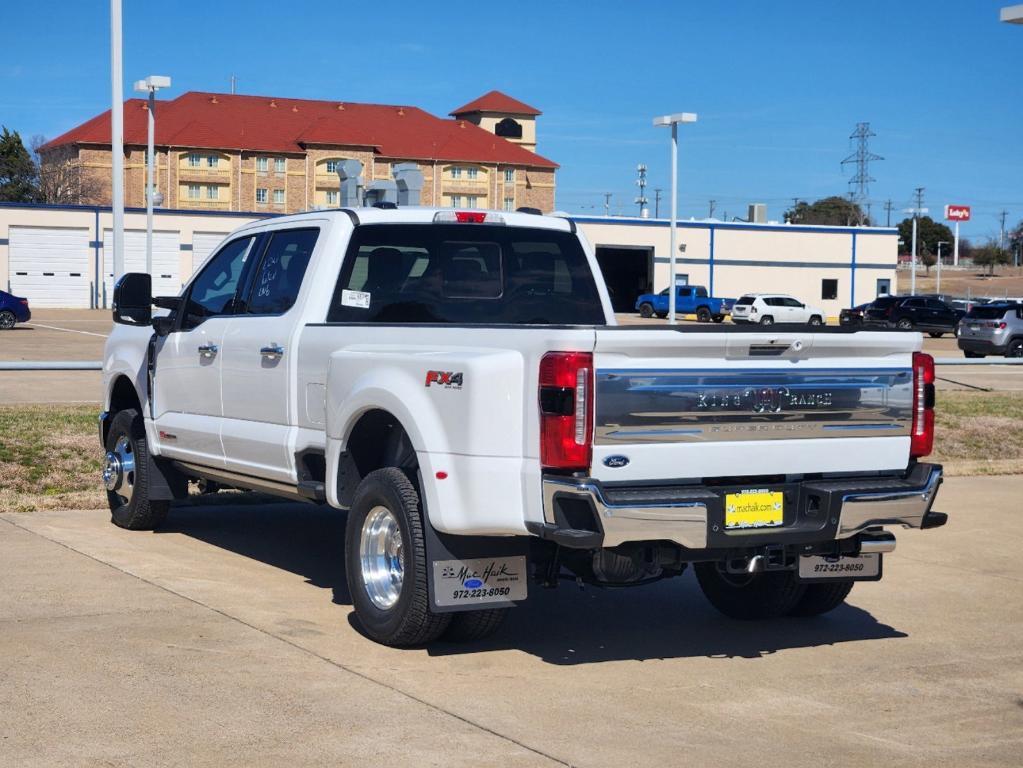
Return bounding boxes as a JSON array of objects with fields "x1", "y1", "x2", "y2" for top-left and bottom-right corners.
[
  {"x1": 425, "y1": 370, "x2": 463, "y2": 389},
  {"x1": 696, "y1": 387, "x2": 833, "y2": 413},
  {"x1": 433, "y1": 556, "x2": 527, "y2": 607}
]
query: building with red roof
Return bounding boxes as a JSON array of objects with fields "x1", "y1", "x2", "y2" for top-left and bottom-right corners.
[{"x1": 38, "y1": 90, "x2": 557, "y2": 214}]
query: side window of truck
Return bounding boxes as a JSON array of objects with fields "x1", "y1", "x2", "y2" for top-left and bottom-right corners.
[
  {"x1": 180, "y1": 235, "x2": 258, "y2": 330},
  {"x1": 241, "y1": 228, "x2": 319, "y2": 315}
]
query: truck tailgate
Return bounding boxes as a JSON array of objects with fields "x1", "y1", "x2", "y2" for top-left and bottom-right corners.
[{"x1": 590, "y1": 328, "x2": 920, "y2": 482}]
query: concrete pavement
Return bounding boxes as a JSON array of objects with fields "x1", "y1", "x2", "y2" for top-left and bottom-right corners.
[{"x1": 2, "y1": 475, "x2": 1022, "y2": 766}]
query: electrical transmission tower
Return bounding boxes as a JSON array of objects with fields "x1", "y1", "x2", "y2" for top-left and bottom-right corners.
[
  {"x1": 634, "y1": 165, "x2": 648, "y2": 217},
  {"x1": 841, "y1": 123, "x2": 883, "y2": 219}
]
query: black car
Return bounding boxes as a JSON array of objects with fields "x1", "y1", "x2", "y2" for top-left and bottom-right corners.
[
  {"x1": 863, "y1": 295, "x2": 962, "y2": 337},
  {"x1": 839, "y1": 302, "x2": 870, "y2": 326}
]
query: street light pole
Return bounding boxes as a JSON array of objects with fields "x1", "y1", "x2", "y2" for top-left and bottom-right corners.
[
  {"x1": 134, "y1": 76, "x2": 171, "y2": 278},
  {"x1": 936, "y1": 241, "x2": 949, "y2": 295},
  {"x1": 110, "y1": 0, "x2": 124, "y2": 291},
  {"x1": 653, "y1": 112, "x2": 697, "y2": 325}
]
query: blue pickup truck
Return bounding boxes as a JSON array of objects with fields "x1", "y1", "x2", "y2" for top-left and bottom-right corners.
[{"x1": 635, "y1": 285, "x2": 733, "y2": 322}]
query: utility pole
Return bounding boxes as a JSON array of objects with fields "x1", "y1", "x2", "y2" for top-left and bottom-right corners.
[
  {"x1": 908, "y1": 187, "x2": 926, "y2": 296},
  {"x1": 708, "y1": 199, "x2": 716, "y2": 219},
  {"x1": 999, "y1": 210, "x2": 1009, "y2": 250},
  {"x1": 634, "y1": 164, "x2": 648, "y2": 217},
  {"x1": 110, "y1": 0, "x2": 124, "y2": 291},
  {"x1": 884, "y1": 199, "x2": 894, "y2": 227},
  {"x1": 604, "y1": 193, "x2": 612, "y2": 217},
  {"x1": 654, "y1": 188, "x2": 662, "y2": 218}
]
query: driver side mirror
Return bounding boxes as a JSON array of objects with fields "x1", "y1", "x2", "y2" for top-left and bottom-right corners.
[{"x1": 112, "y1": 273, "x2": 152, "y2": 326}]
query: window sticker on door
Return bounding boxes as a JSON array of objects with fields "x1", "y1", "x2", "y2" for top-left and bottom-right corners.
[{"x1": 341, "y1": 289, "x2": 370, "y2": 309}]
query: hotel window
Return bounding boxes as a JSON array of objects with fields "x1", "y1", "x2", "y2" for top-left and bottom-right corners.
[
  {"x1": 450, "y1": 167, "x2": 462, "y2": 179},
  {"x1": 504, "y1": 169, "x2": 514, "y2": 183},
  {"x1": 206, "y1": 155, "x2": 219, "y2": 168},
  {"x1": 256, "y1": 157, "x2": 268, "y2": 173},
  {"x1": 274, "y1": 158, "x2": 286, "y2": 173},
  {"x1": 273, "y1": 189, "x2": 285, "y2": 204},
  {"x1": 188, "y1": 153, "x2": 201, "y2": 167},
  {"x1": 326, "y1": 159, "x2": 340, "y2": 174},
  {"x1": 207, "y1": 185, "x2": 219, "y2": 200},
  {"x1": 466, "y1": 195, "x2": 479, "y2": 209},
  {"x1": 325, "y1": 190, "x2": 338, "y2": 205},
  {"x1": 450, "y1": 195, "x2": 463, "y2": 207},
  {"x1": 466, "y1": 167, "x2": 478, "y2": 180},
  {"x1": 503, "y1": 197, "x2": 514, "y2": 211},
  {"x1": 187, "y1": 183, "x2": 200, "y2": 199},
  {"x1": 256, "y1": 188, "x2": 268, "y2": 203}
]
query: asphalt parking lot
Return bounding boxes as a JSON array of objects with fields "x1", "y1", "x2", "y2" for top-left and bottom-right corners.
[
  {"x1": 2, "y1": 475, "x2": 1021, "y2": 767},
  {"x1": 0, "y1": 310, "x2": 1019, "y2": 405}
]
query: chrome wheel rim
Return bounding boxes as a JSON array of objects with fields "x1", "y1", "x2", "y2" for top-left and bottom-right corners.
[
  {"x1": 359, "y1": 506, "x2": 404, "y2": 610},
  {"x1": 0, "y1": 311, "x2": 14, "y2": 329},
  {"x1": 103, "y1": 434, "x2": 136, "y2": 503}
]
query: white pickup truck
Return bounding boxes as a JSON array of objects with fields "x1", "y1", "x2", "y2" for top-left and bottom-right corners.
[{"x1": 100, "y1": 207, "x2": 946, "y2": 646}]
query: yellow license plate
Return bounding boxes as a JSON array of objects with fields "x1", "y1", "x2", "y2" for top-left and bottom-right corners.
[{"x1": 725, "y1": 490, "x2": 784, "y2": 529}]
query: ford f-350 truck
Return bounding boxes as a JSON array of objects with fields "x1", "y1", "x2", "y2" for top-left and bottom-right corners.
[{"x1": 100, "y1": 207, "x2": 945, "y2": 646}]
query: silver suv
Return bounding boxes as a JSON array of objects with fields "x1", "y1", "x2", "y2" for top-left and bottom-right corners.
[{"x1": 957, "y1": 303, "x2": 1023, "y2": 358}]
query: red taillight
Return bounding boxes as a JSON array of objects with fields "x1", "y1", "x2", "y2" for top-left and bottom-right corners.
[
  {"x1": 984, "y1": 321, "x2": 1008, "y2": 329},
  {"x1": 455, "y1": 211, "x2": 487, "y2": 223},
  {"x1": 538, "y1": 351, "x2": 593, "y2": 471},
  {"x1": 910, "y1": 351, "x2": 935, "y2": 458},
  {"x1": 19, "y1": 299, "x2": 28, "y2": 305}
]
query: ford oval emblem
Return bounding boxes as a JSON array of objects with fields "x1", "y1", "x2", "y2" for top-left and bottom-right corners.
[
  {"x1": 463, "y1": 578, "x2": 484, "y2": 589},
  {"x1": 603, "y1": 455, "x2": 630, "y2": 468}
]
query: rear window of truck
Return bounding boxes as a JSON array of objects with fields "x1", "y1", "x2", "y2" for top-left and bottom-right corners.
[{"x1": 327, "y1": 224, "x2": 605, "y2": 325}]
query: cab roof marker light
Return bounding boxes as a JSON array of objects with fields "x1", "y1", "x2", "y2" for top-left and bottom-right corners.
[{"x1": 432, "y1": 211, "x2": 505, "y2": 224}]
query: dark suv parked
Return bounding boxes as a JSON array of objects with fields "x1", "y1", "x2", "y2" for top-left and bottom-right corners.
[{"x1": 863, "y1": 295, "x2": 962, "y2": 337}]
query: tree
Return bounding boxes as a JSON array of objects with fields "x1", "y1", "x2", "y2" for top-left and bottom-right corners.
[
  {"x1": 896, "y1": 216, "x2": 954, "y2": 260},
  {"x1": 0, "y1": 126, "x2": 40, "y2": 202},
  {"x1": 785, "y1": 196, "x2": 869, "y2": 226},
  {"x1": 971, "y1": 243, "x2": 1012, "y2": 276},
  {"x1": 31, "y1": 135, "x2": 102, "y2": 205}
]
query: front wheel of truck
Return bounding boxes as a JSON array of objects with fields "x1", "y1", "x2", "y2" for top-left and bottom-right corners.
[
  {"x1": 788, "y1": 581, "x2": 854, "y2": 617},
  {"x1": 694, "y1": 563, "x2": 806, "y2": 620},
  {"x1": 104, "y1": 408, "x2": 170, "y2": 530},
  {"x1": 345, "y1": 467, "x2": 450, "y2": 647}
]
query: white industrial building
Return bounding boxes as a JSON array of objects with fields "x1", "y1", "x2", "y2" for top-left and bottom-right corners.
[{"x1": 0, "y1": 204, "x2": 897, "y2": 318}]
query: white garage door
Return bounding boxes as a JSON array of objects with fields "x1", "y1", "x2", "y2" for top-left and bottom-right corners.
[
  {"x1": 191, "y1": 232, "x2": 231, "y2": 278},
  {"x1": 103, "y1": 229, "x2": 181, "y2": 302},
  {"x1": 8, "y1": 226, "x2": 92, "y2": 308}
]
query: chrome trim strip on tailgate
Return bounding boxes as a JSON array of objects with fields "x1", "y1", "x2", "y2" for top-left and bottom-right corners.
[{"x1": 595, "y1": 367, "x2": 912, "y2": 444}]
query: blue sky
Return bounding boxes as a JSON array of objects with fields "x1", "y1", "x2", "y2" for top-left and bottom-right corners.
[{"x1": 2, "y1": 0, "x2": 1020, "y2": 241}]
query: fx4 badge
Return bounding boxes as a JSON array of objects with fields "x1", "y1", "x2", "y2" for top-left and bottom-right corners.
[{"x1": 425, "y1": 370, "x2": 464, "y2": 389}]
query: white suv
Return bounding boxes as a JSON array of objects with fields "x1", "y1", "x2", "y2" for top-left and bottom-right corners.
[{"x1": 731, "y1": 293, "x2": 825, "y2": 326}]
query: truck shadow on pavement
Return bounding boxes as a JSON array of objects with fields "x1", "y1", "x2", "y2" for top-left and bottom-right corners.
[{"x1": 161, "y1": 498, "x2": 907, "y2": 665}]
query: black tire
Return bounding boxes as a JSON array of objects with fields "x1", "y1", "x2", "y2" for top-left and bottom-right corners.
[
  {"x1": 443, "y1": 609, "x2": 508, "y2": 642},
  {"x1": 695, "y1": 563, "x2": 806, "y2": 620},
  {"x1": 0, "y1": 310, "x2": 15, "y2": 330},
  {"x1": 759, "y1": 315, "x2": 775, "y2": 326},
  {"x1": 712, "y1": 315, "x2": 725, "y2": 323},
  {"x1": 696, "y1": 306, "x2": 712, "y2": 323},
  {"x1": 963, "y1": 350, "x2": 985, "y2": 359},
  {"x1": 808, "y1": 315, "x2": 823, "y2": 327},
  {"x1": 105, "y1": 408, "x2": 170, "y2": 530},
  {"x1": 928, "y1": 332, "x2": 944, "y2": 338},
  {"x1": 1006, "y1": 339, "x2": 1023, "y2": 358},
  {"x1": 345, "y1": 467, "x2": 450, "y2": 647},
  {"x1": 896, "y1": 318, "x2": 914, "y2": 330},
  {"x1": 639, "y1": 302, "x2": 654, "y2": 318},
  {"x1": 788, "y1": 581, "x2": 854, "y2": 617}
]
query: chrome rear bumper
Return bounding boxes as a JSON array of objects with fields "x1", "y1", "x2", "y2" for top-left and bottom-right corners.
[{"x1": 539, "y1": 463, "x2": 944, "y2": 550}]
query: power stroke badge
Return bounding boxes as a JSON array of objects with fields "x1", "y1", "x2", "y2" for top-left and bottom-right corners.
[{"x1": 432, "y1": 556, "x2": 527, "y2": 607}]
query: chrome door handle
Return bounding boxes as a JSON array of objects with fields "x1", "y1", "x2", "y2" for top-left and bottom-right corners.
[
  {"x1": 260, "y1": 344, "x2": 285, "y2": 361},
  {"x1": 198, "y1": 343, "x2": 218, "y2": 358}
]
